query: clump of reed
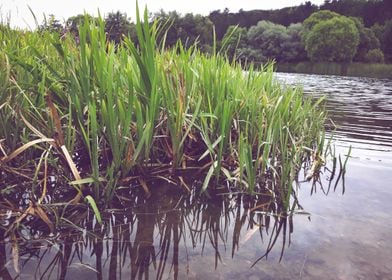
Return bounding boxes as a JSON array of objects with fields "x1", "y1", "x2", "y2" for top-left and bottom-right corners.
[{"x1": 0, "y1": 6, "x2": 326, "y2": 215}]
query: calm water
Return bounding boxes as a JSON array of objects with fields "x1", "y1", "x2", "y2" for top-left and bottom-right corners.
[{"x1": 1, "y1": 73, "x2": 392, "y2": 279}]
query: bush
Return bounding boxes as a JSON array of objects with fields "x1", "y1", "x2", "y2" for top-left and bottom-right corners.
[{"x1": 365, "y1": 49, "x2": 385, "y2": 63}]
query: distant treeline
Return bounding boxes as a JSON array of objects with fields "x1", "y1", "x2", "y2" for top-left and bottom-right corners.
[
  {"x1": 31, "y1": 0, "x2": 392, "y2": 63},
  {"x1": 210, "y1": 0, "x2": 391, "y2": 39}
]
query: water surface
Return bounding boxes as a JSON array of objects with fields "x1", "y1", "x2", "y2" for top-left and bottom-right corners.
[{"x1": 275, "y1": 73, "x2": 392, "y2": 279}]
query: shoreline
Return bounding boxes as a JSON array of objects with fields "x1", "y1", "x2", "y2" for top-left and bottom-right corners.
[{"x1": 276, "y1": 62, "x2": 392, "y2": 79}]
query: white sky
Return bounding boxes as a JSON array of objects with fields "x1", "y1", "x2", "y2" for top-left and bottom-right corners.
[{"x1": 1, "y1": 0, "x2": 325, "y2": 29}]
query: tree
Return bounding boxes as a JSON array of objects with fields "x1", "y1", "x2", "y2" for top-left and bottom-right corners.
[
  {"x1": 351, "y1": 17, "x2": 380, "y2": 61},
  {"x1": 39, "y1": 14, "x2": 63, "y2": 33},
  {"x1": 381, "y1": 20, "x2": 392, "y2": 62},
  {"x1": 154, "y1": 11, "x2": 213, "y2": 51},
  {"x1": 365, "y1": 49, "x2": 384, "y2": 63},
  {"x1": 247, "y1": 21, "x2": 290, "y2": 62},
  {"x1": 240, "y1": 48, "x2": 266, "y2": 64},
  {"x1": 320, "y1": 0, "x2": 367, "y2": 18},
  {"x1": 66, "y1": 14, "x2": 96, "y2": 36},
  {"x1": 153, "y1": 10, "x2": 181, "y2": 47},
  {"x1": 354, "y1": 28, "x2": 380, "y2": 61},
  {"x1": 302, "y1": 10, "x2": 342, "y2": 48},
  {"x1": 320, "y1": 0, "x2": 392, "y2": 27},
  {"x1": 231, "y1": 21, "x2": 307, "y2": 64},
  {"x1": 178, "y1": 13, "x2": 213, "y2": 51},
  {"x1": 104, "y1": 11, "x2": 133, "y2": 44},
  {"x1": 281, "y1": 23, "x2": 307, "y2": 62},
  {"x1": 208, "y1": 9, "x2": 234, "y2": 40},
  {"x1": 304, "y1": 15, "x2": 360, "y2": 62},
  {"x1": 371, "y1": 23, "x2": 384, "y2": 44},
  {"x1": 208, "y1": 2, "x2": 317, "y2": 41},
  {"x1": 222, "y1": 25, "x2": 248, "y2": 60},
  {"x1": 303, "y1": 10, "x2": 341, "y2": 31}
]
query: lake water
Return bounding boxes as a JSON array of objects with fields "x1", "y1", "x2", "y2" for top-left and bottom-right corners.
[
  {"x1": 272, "y1": 73, "x2": 392, "y2": 279},
  {"x1": 1, "y1": 73, "x2": 392, "y2": 279}
]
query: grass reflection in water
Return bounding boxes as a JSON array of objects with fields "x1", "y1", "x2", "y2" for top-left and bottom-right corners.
[{"x1": 0, "y1": 156, "x2": 346, "y2": 279}]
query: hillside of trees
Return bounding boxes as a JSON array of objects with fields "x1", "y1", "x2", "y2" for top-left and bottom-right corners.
[{"x1": 35, "y1": 0, "x2": 392, "y2": 63}]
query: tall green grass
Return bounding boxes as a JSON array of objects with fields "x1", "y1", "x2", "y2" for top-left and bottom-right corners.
[{"x1": 0, "y1": 6, "x2": 326, "y2": 210}]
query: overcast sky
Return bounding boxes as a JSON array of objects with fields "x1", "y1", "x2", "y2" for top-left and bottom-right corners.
[{"x1": 1, "y1": 0, "x2": 325, "y2": 29}]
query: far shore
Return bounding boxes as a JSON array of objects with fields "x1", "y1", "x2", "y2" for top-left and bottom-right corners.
[{"x1": 276, "y1": 62, "x2": 392, "y2": 79}]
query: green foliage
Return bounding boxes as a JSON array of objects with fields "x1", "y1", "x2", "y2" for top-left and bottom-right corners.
[
  {"x1": 209, "y1": 2, "x2": 318, "y2": 40},
  {"x1": 304, "y1": 14, "x2": 360, "y2": 63},
  {"x1": 245, "y1": 21, "x2": 307, "y2": 63},
  {"x1": 247, "y1": 21, "x2": 288, "y2": 62},
  {"x1": 282, "y1": 23, "x2": 307, "y2": 62},
  {"x1": 154, "y1": 11, "x2": 213, "y2": 51},
  {"x1": 371, "y1": 23, "x2": 384, "y2": 44},
  {"x1": 303, "y1": 10, "x2": 341, "y2": 33},
  {"x1": 39, "y1": 14, "x2": 63, "y2": 34},
  {"x1": 320, "y1": 0, "x2": 392, "y2": 27},
  {"x1": 225, "y1": 21, "x2": 306, "y2": 64},
  {"x1": 381, "y1": 19, "x2": 392, "y2": 62},
  {"x1": 105, "y1": 11, "x2": 135, "y2": 44},
  {"x1": 222, "y1": 25, "x2": 248, "y2": 60},
  {"x1": 181, "y1": 13, "x2": 213, "y2": 51},
  {"x1": 356, "y1": 28, "x2": 380, "y2": 61},
  {"x1": 239, "y1": 47, "x2": 266, "y2": 63},
  {"x1": 65, "y1": 12, "x2": 136, "y2": 45},
  {"x1": 369, "y1": 20, "x2": 392, "y2": 63},
  {"x1": 66, "y1": 14, "x2": 96, "y2": 35},
  {"x1": 365, "y1": 48, "x2": 385, "y2": 63},
  {"x1": 351, "y1": 17, "x2": 380, "y2": 62},
  {"x1": 208, "y1": 0, "x2": 390, "y2": 42}
]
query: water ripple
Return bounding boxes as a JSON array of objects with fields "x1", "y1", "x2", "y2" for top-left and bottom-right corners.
[{"x1": 276, "y1": 72, "x2": 392, "y2": 164}]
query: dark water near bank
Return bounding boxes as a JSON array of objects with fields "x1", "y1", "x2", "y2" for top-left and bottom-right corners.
[{"x1": 2, "y1": 73, "x2": 392, "y2": 279}]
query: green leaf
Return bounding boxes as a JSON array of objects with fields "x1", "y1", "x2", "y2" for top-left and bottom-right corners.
[
  {"x1": 69, "y1": 177, "x2": 106, "y2": 185},
  {"x1": 201, "y1": 161, "x2": 218, "y2": 193},
  {"x1": 85, "y1": 195, "x2": 102, "y2": 224}
]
